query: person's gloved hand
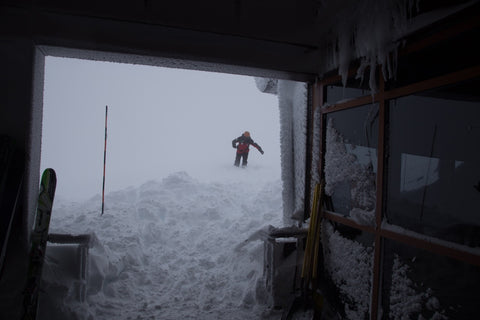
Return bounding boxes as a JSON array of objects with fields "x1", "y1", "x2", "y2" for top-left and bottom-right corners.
[
  {"x1": 233, "y1": 145, "x2": 237, "y2": 149},
  {"x1": 260, "y1": 150, "x2": 264, "y2": 155}
]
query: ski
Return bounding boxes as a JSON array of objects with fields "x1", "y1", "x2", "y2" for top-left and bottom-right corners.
[{"x1": 22, "y1": 168, "x2": 57, "y2": 320}]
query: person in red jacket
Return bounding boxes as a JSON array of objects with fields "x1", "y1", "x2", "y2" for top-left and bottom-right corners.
[{"x1": 232, "y1": 131, "x2": 264, "y2": 167}]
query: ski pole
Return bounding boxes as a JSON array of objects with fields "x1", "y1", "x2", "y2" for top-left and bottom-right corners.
[{"x1": 101, "y1": 105, "x2": 108, "y2": 215}]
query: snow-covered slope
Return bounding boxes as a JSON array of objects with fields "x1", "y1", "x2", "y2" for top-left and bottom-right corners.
[{"x1": 39, "y1": 169, "x2": 283, "y2": 320}]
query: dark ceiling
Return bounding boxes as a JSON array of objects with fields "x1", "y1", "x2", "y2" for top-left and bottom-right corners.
[{"x1": 0, "y1": 0, "x2": 475, "y2": 81}]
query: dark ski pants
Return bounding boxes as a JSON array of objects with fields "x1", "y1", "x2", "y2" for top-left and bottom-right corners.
[{"x1": 234, "y1": 152, "x2": 249, "y2": 167}]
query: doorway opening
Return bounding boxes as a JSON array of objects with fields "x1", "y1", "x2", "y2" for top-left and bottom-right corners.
[{"x1": 39, "y1": 56, "x2": 285, "y2": 320}]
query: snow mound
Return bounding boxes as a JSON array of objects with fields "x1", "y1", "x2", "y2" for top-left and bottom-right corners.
[{"x1": 41, "y1": 171, "x2": 283, "y2": 320}]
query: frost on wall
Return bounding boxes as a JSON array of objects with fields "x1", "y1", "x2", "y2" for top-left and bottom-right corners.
[
  {"x1": 324, "y1": 118, "x2": 376, "y2": 226},
  {"x1": 254, "y1": 77, "x2": 278, "y2": 95},
  {"x1": 389, "y1": 255, "x2": 446, "y2": 320},
  {"x1": 322, "y1": 221, "x2": 373, "y2": 319},
  {"x1": 277, "y1": 80, "x2": 308, "y2": 225},
  {"x1": 254, "y1": 77, "x2": 307, "y2": 225}
]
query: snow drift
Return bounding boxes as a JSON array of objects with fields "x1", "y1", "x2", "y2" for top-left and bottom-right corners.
[{"x1": 39, "y1": 170, "x2": 284, "y2": 320}]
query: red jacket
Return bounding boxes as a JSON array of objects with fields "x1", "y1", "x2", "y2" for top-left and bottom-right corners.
[{"x1": 232, "y1": 135, "x2": 263, "y2": 154}]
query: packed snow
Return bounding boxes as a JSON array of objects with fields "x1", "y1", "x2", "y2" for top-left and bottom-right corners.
[
  {"x1": 322, "y1": 222, "x2": 373, "y2": 319},
  {"x1": 39, "y1": 167, "x2": 286, "y2": 320},
  {"x1": 324, "y1": 118, "x2": 376, "y2": 225}
]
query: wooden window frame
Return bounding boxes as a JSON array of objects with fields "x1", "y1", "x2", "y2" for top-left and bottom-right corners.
[{"x1": 314, "y1": 62, "x2": 480, "y2": 320}]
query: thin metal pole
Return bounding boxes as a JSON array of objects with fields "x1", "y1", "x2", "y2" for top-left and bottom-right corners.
[{"x1": 101, "y1": 105, "x2": 108, "y2": 215}]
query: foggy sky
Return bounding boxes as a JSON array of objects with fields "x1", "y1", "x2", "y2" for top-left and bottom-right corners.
[{"x1": 40, "y1": 57, "x2": 281, "y2": 201}]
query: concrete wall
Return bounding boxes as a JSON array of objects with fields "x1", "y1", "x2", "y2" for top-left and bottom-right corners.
[{"x1": 0, "y1": 38, "x2": 44, "y2": 319}]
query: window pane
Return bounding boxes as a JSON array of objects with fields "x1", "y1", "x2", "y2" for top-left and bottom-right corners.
[
  {"x1": 382, "y1": 239, "x2": 480, "y2": 319},
  {"x1": 386, "y1": 27, "x2": 480, "y2": 89},
  {"x1": 385, "y1": 79, "x2": 480, "y2": 247},
  {"x1": 324, "y1": 104, "x2": 378, "y2": 225},
  {"x1": 322, "y1": 221, "x2": 374, "y2": 320},
  {"x1": 326, "y1": 77, "x2": 372, "y2": 105}
]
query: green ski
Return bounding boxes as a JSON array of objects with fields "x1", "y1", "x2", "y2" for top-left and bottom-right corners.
[{"x1": 22, "y1": 168, "x2": 57, "y2": 320}]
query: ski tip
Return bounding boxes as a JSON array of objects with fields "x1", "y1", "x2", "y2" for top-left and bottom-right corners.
[
  {"x1": 40, "y1": 168, "x2": 57, "y2": 193},
  {"x1": 42, "y1": 168, "x2": 56, "y2": 181}
]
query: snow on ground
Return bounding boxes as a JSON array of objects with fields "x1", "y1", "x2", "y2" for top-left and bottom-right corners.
[{"x1": 39, "y1": 165, "x2": 284, "y2": 320}]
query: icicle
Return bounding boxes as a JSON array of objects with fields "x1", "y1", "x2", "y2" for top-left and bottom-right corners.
[{"x1": 321, "y1": 0, "x2": 419, "y2": 91}]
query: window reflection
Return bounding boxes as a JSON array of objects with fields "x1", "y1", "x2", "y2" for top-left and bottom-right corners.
[
  {"x1": 324, "y1": 104, "x2": 378, "y2": 225},
  {"x1": 400, "y1": 153, "x2": 440, "y2": 192},
  {"x1": 386, "y1": 79, "x2": 480, "y2": 247},
  {"x1": 326, "y1": 77, "x2": 372, "y2": 105}
]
